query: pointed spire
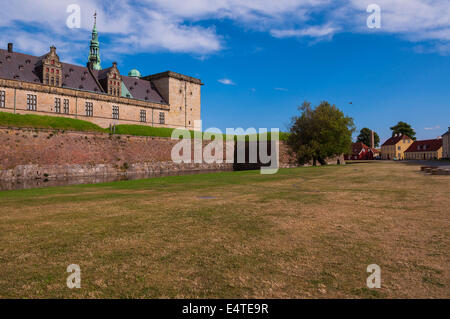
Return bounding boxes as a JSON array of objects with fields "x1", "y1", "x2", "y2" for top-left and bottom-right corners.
[
  {"x1": 93, "y1": 11, "x2": 97, "y2": 32},
  {"x1": 88, "y1": 11, "x2": 102, "y2": 70}
]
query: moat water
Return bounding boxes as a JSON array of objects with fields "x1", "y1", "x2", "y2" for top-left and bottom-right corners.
[{"x1": 0, "y1": 169, "x2": 228, "y2": 191}]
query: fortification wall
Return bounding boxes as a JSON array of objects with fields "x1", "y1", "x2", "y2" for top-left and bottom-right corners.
[
  {"x1": 0, "y1": 127, "x2": 347, "y2": 182},
  {"x1": 0, "y1": 127, "x2": 233, "y2": 181}
]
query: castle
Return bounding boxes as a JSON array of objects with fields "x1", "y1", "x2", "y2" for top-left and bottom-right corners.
[{"x1": 0, "y1": 15, "x2": 202, "y2": 129}]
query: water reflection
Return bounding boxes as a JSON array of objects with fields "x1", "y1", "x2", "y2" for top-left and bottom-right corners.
[{"x1": 0, "y1": 170, "x2": 228, "y2": 191}]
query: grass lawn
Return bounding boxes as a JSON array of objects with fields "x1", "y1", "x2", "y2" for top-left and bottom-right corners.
[
  {"x1": 0, "y1": 111, "x2": 107, "y2": 133},
  {"x1": 0, "y1": 161, "x2": 448, "y2": 298},
  {"x1": 0, "y1": 112, "x2": 290, "y2": 141}
]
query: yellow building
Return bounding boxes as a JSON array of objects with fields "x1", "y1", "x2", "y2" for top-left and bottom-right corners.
[
  {"x1": 404, "y1": 139, "x2": 443, "y2": 160},
  {"x1": 381, "y1": 134, "x2": 413, "y2": 160}
]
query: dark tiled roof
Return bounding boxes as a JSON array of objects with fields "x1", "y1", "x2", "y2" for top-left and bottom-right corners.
[
  {"x1": 382, "y1": 135, "x2": 411, "y2": 146},
  {"x1": 97, "y1": 67, "x2": 113, "y2": 80},
  {"x1": 61, "y1": 62, "x2": 103, "y2": 92},
  {"x1": 405, "y1": 139, "x2": 443, "y2": 153},
  {"x1": 0, "y1": 48, "x2": 167, "y2": 105},
  {"x1": 122, "y1": 75, "x2": 166, "y2": 103},
  {"x1": 0, "y1": 50, "x2": 42, "y2": 83}
]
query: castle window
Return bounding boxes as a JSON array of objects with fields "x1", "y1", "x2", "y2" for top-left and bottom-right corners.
[
  {"x1": 45, "y1": 74, "x2": 49, "y2": 84},
  {"x1": 54, "y1": 98, "x2": 61, "y2": 113},
  {"x1": 0, "y1": 91, "x2": 5, "y2": 108},
  {"x1": 27, "y1": 94, "x2": 37, "y2": 111},
  {"x1": 112, "y1": 106, "x2": 119, "y2": 119},
  {"x1": 46, "y1": 68, "x2": 49, "y2": 72},
  {"x1": 63, "y1": 99, "x2": 69, "y2": 114},
  {"x1": 51, "y1": 60, "x2": 55, "y2": 65},
  {"x1": 56, "y1": 78, "x2": 59, "y2": 86},
  {"x1": 51, "y1": 77, "x2": 54, "y2": 86},
  {"x1": 140, "y1": 110, "x2": 146, "y2": 123},
  {"x1": 85, "y1": 102, "x2": 93, "y2": 117},
  {"x1": 159, "y1": 112, "x2": 165, "y2": 124},
  {"x1": 51, "y1": 69, "x2": 54, "y2": 73}
]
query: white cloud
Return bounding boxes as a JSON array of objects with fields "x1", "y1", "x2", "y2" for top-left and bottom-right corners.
[
  {"x1": 271, "y1": 24, "x2": 337, "y2": 40},
  {"x1": 274, "y1": 87, "x2": 289, "y2": 91},
  {"x1": 218, "y1": 78, "x2": 235, "y2": 85},
  {"x1": 424, "y1": 125, "x2": 441, "y2": 130},
  {"x1": 1, "y1": 0, "x2": 449, "y2": 61}
]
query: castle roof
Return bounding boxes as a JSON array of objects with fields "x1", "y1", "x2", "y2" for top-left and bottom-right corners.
[{"x1": 0, "y1": 47, "x2": 167, "y2": 105}]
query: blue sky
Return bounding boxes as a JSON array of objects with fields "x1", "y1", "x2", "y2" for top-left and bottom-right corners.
[{"x1": 1, "y1": 0, "x2": 449, "y2": 142}]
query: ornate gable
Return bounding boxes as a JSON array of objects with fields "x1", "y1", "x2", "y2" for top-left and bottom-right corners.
[
  {"x1": 42, "y1": 46, "x2": 63, "y2": 87},
  {"x1": 106, "y1": 62, "x2": 122, "y2": 97}
]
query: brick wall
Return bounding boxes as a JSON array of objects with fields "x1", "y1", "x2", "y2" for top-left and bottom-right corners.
[
  {"x1": 0, "y1": 127, "x2": 321, "y2": 181},
  {"x1": 0, "y1": 127, "x2": 234, "y2": 181}
]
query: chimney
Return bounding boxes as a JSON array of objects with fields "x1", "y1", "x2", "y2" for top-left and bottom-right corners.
[
  {"x1": 371, "y1": 130, "x2": 375, "y2": 149},
  {"x1": 7, "y1": 43, "x2": 13, "y2": 53}
]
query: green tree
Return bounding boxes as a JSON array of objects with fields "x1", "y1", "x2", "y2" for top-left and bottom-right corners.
[
  {"x1": 287, "y1": 101, "x2": 355, "y2": 166},
  {"x1": 356, "y1": 128, "x2": 380, "y2": 148},
  {"x1": 390, "y1": 121, "x2": 416, "y2": 140}
]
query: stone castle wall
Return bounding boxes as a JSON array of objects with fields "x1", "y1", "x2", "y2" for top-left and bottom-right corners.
[{"x1": 0, "y1": 76, "x2": 200, "y2": 130}]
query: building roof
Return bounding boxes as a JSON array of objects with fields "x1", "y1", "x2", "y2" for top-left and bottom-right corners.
[
  {"x1": 382, "y1": 134, "x2": 411, "y2": 146},
  {"x1": 0, "y1": 47, "x2": 167, "y2": 105},
  {"x1": 404, "y1": 139, "x2": 443, "y2": 153},
  {"x1": 122, "y1": 75, "x2": 166, "y2": 103},
  {"x1": 351, "y1": 142, "x2": 371, "y2": 155},
  {"x1": 144, "y1": 70, "x2": 203, "y2": 85}
]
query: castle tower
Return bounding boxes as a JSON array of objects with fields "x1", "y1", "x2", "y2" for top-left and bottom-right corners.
[{"x1": 88, "y1": 12, "x2": 102, "y2": 70}]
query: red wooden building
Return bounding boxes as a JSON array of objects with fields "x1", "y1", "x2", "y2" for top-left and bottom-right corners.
[{"x1": 345, "y1": 142, "x2": 374, "y2": 160}]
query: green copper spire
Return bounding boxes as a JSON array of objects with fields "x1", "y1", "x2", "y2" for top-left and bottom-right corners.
[{"x1": 88, "y1": 11, "x2": 102, "y2": 70}]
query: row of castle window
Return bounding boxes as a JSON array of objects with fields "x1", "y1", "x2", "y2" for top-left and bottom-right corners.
[{"x1": 2, "y1": 92, "x2": 166, "y2": 124}]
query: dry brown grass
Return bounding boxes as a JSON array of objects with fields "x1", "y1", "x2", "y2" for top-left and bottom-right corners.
[{"x1": 0, "y1": 161, "x2": 448, "y2": 298}]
